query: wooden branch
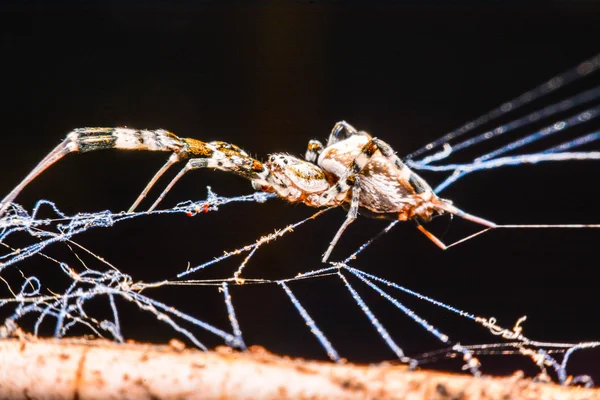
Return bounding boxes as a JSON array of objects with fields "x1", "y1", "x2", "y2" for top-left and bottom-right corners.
[{"x1": 0, "y1": 336, "x2": 598, "y2": 399}]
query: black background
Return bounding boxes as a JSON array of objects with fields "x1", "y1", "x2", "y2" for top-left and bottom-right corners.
[{"x1": 2, "y1": 1, "x2": 600, "y2": 381}]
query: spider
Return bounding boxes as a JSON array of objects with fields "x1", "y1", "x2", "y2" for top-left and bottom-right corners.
[{"x1": 0, "y1": 121, "x2": 495, "y2": 262}]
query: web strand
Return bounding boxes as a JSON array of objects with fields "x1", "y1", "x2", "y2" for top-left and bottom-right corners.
[{"x1": 404, "y1": 53, "x2": 600, "y2": 160}]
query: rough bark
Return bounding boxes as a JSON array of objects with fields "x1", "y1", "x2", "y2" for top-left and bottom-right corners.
[{"x1": 0, "y1": 337, "x2": 597, "y2": 400}]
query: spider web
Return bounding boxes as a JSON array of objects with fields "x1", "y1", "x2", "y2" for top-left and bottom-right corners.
[{"x1": 1, "y1": 53, "x2": 600, "y2": 387}]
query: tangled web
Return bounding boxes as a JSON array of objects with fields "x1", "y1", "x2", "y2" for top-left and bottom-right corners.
[{"x1": 2, "y1": 53, "x2": 600, "y2": 387}]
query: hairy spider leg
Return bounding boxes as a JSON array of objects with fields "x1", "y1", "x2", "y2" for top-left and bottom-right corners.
[
  {"x1": 147, "y1": 142, "x2": 267, "y2": 211},
  {"x1": 0, "y1": 128, "x2": 186, "y2": 217}
]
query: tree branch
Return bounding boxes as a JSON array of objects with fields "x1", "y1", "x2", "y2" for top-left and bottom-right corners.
[{"x1": 0, "y1": 337, "x2": 598, "y2": 399}]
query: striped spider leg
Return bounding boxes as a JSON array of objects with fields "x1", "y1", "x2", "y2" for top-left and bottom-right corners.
[{"x1": 0, "y1": 128, "x2": 266, "y2": 217}]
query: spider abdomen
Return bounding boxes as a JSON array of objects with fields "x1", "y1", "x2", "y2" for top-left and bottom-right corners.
[{"x1": 317, "y1": 133, "x2": 437, "y2": 219}]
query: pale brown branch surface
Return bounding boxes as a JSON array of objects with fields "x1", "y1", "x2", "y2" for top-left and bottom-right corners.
[{"x1": 0, "y1": 336, "x2": 598, "y2": 400}]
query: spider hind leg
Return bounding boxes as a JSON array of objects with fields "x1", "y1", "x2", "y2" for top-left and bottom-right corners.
[
  {"x1": 415, "y1": 220, "x2": 448, "y2": 250},
  {"x1": 414, "y1": 199, "x2": 497, "y2": 249},
  {"x1": 0, "y1": 128, "x2": 242, "y2": 216}
]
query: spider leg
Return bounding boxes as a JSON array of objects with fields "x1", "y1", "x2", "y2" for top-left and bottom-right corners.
[
  {"x1": 417, "y1": 219, "x2": 494, "y2": 249},
  {"x1": 0, "y1": 138, "x2": 74, "y2": 216},
  {"x1": 127, "y1": 137, "x2": 229, "y2": 212},
  {"x1": 0, "y1": 128, "x2": 185, "y2": 217},
  {"x1": 147, "y1": 161, "x2": 199, "y2": 212},
  {"x1": 128, "y1": 153, "x2": 181, "y2": 212},
  {"x1": 415, "y1": 220, "x2": 447, "y2": 250},
  {"x1": 322, "y1": 177, "x2": 361, "y2": 262},
  {"x1": 147, "y1": 142, "x2": 268, "y2": 211}
]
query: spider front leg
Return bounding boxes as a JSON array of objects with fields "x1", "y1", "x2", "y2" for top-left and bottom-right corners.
[
  {"x1": 0, "y1": 128, "x2": 186, "y2": 217},
  {"x1": 0, "y1": 128, "x2": 260, "y2": 216},
  {"x1": 147, "y1": 142, "x2": 268, "y2": 211}
]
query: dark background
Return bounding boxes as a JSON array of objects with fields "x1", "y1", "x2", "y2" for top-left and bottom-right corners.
[{"x1": 2, "y1": 1, "x2": 600, "y2": 381}]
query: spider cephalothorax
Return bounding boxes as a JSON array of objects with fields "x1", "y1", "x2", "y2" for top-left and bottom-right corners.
[
  {"x1": 253, "y1": 154, "x2": 331, "y2": 205},
  {"x1": 0, "y1": 122, "x2": 495, "y2": 261}
]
